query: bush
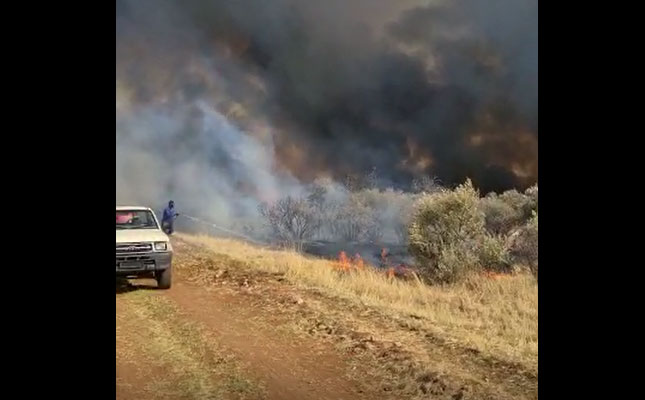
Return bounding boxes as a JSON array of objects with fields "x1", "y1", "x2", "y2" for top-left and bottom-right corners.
[
  {"x1": 304, "y1": 177, "x2": 350, "y2": 241},
  {"x1": 499, "y1": 188, "x2": 537, "y2": 221},
  {"x1": 259, "y1": 196, "x2": 321, "y2": 247},
  {"x1": 434, "y1": 242, "x2": 482, "y2": 282},
  {"x1": 389, "y1": 192, "x2": 418, "y2": 244},
  {"x1": 411, "y1": 175, "x2": 442, "y2": 194},
  {"x1": 408, "y1": 180, "x2": 488, "y2": 283},
  {"x1": 304, "y1": 180, "x2": 419, "y2": 244},
  {"x1": 408, "y1": 179, "x2": 526, "y2": 283},
  {"x1": 332, "y1": 193, "x2": 382, "y2": 242},
  {"x1": 478, "y1": 234, "x2": 512, "y2": 273},
  {"x1": 480, "y1": 185, "x2": 538, "y2": 235},
  {"x1": 508, "y1": 212, "x2": 538, "y2": 277},
  {"x1": 352, "y1": 188, "x2": 418, "y2": 244},
  {"x1": 525, "y1": 185, "x2": 538, "y2": 211},
  {"x1": 480, "y1": 194, "x2": 523, "y2": 235}
]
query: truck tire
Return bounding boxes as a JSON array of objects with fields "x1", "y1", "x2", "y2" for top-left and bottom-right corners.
[{"x1": 156, "y1": 267, "x2": 172, "y2": 290}]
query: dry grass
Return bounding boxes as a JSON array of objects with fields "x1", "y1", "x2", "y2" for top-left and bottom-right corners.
[{"x1": 177, "y1": 234, "x2": 538, "y2": 372}]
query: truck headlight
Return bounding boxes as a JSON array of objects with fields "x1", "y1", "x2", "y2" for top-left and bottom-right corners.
[{"x1": 154, "y1": 242, "x2": 168, "y2": 251}]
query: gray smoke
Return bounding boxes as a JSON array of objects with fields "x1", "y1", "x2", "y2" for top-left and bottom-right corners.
[
  {"x1": 116, "y1": 0, "x2": 537, "y2": 226},
  {"x1": 116, "y1": 100, "x2": 304, "y2": 225}
]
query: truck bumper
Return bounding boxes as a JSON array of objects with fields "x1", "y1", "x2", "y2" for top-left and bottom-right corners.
[{"x1": 115, "y1": 252, "x2": 172, "y2": 277}]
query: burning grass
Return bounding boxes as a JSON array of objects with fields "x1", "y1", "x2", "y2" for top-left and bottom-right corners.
[{"x1": 177, "y1": 233, "x2": 538, "y2": 372}]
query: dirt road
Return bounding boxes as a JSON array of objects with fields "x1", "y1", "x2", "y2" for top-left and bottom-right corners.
[
  {"x1": 116, "y1": 237, "x2": 537, "y2": 400},
  {"x1": 116, "y1": 242, "x2": 383, "y2": 400}
]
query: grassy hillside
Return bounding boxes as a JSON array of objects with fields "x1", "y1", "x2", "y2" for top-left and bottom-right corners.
[{"x1": 178, "y1": 233, "x2": 538, "y2": 371}]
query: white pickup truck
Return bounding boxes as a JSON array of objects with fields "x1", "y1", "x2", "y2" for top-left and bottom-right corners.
[{"x1": 116, "y1": 206, "x2": 173, "y2": 289}]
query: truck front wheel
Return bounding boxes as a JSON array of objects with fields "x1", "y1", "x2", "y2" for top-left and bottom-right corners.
[{"x1": 156, "y1": 267, "x2": 172, "y2": 290}]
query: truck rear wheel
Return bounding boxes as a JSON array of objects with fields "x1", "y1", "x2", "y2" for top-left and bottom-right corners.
[{"x1": 156, "y1": 267, "x2": 172, "y2": 290}]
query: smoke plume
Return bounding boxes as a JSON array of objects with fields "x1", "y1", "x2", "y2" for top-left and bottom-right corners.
[{"x1": 116, "y1": 0, "x2": 537, "y2": 223}]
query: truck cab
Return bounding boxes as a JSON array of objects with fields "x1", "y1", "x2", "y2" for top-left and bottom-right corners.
[{"x1": 116, "y1": 206, "x2": 173, "y2": 289}]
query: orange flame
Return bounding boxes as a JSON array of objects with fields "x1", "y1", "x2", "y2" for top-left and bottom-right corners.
[
  {"x1": 482, "y1": 271, "x2": 507, "y2": 280},
  {"x1": 354, "y1": 254, "x2": 365, "y2": 270},
  {"x1": 335, "y1": 251, "x2": 366, "y2": 273},
  {"x1": 336, "y1": 251, "x2": 351, "y2": 272}
]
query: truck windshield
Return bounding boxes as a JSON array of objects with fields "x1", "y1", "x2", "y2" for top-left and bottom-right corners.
[{"x1": 116, "y1": 210, "x2": 159, "y2": 230}]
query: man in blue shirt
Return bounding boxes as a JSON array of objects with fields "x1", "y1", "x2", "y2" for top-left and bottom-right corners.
[{"x1": 161, "y1": 200, "x2": 179, "y2": 234}]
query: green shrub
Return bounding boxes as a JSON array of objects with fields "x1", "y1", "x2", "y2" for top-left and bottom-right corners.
[
  {"x1": 480, "y1": 185, "x2": 538, "y2": 235},
  {"x1": 408, "y1": 180, "x2": 488, "y2": 283},
  {"x1": 508, "y1": 212, "x2": 538, "y2": 277},
  {"x1": 478, "y1": 234, "x2": 512, "y2": 273},
  {"x1": 434, "y1": 242, "x2": 482, "y2": 282},
  {"x1": 480, "y1": 194, "x2": 521, "y2": 235},
  {"x1": 499, "y1": 188, "x2": 537, "y2": 221},
  {"x1": 525, "y1": 185, "x2": 538, "y2": 211}
]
